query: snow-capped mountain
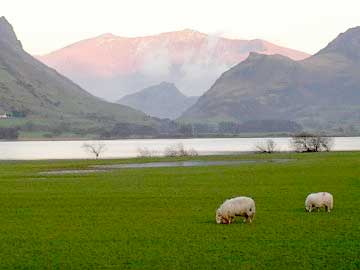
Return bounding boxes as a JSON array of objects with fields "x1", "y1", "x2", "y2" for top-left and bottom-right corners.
[{"x1": 38, "y1": 29, "x2": 309, "y2": 101}]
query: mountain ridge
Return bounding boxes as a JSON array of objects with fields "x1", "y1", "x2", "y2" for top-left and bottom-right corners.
[
  {"x1": 118, "y1": 82, "x2": 198, "y2": 119},
  {"x1": 0, "y1": 17, "x2": 155, "y2": 137},
  {"x1": 180, "y1": 26, "x2": 360, "y2": 132},
  {"x1": 0, "y1": 16, "x2": 22, "y2": 48},
  {"x1": 38, "y1": 29, "x2": 310, "y2": 101}
]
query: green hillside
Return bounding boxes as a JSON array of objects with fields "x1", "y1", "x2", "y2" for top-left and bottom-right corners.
[
  {"x1": 180, "y1": 27, "x2": 360, "y2": 133},
  {"x1": 0, "y1": 17, "x2": 153, "y2": 138}
]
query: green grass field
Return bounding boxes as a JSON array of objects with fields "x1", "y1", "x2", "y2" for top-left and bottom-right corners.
[{"x1": 0, "y1": 153, "x2": 359, "y2": 269}]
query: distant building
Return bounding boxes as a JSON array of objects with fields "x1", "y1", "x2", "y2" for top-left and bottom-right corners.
[{"x1": 0, "y1": 113, "x2": 10, "y2": 119}]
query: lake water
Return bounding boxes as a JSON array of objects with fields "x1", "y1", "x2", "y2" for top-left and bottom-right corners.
[{"x1": 0, "y1": 137, "x2": 359, "y2": 160}]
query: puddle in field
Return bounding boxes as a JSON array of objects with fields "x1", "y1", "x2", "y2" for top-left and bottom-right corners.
[
  {"x1": 92, "y1": 159, "x2": 292, "y2": 169},
  {"x1": 40, "y1": 169, "x2": 108, "y2": 175},
  {"x1": 39, "y1": 159, "x2": 292, "y2": 175}
]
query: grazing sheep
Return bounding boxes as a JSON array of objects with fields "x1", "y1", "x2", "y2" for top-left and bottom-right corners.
[
  {"x1": 216, "y1": 196, "x2": 256, "y2": 224},
  {"x1": 305, "y1": 192, "x2": 334, "y2": 212}
]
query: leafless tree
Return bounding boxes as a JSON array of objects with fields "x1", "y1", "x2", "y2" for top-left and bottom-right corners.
[
  {"x1": 255, "y1": 139, "x2": 277, "y2": 153},
  {"x1": 82, "y1": 142, "x2": 107, "y2": 159},
  {"x1": 164, "y1": 143, "x2": 185, "y2": 157},
  {"x1": 164, "y1": 143, "x2": 198, "y2": 157},
  {"x1": 291, "y1": 133, "x2": 333, "y2": 152}
]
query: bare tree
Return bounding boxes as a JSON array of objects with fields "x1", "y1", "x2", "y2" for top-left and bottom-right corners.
[
  {"x1": 291, "y1": 133, "x2": 333, "y2": 152},
  {"x1": 164, "y1": 143, "x2": 185, "y2": 157},
  {"x1": 255, "y1": 139, "x2": 277, "y2": 153},
  {"x1": 82, "y1": 142, "x2": 107, "y2": 159},
  {"x1": 164, "y1": 143, "x2": 198, "y2": 157},
  {"x1": 319, "y1": 136, "x2": 334, "y2": 152}
]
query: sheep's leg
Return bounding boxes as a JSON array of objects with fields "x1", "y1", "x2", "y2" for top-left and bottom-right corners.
[
  {"x1": 226, "y1": 216, "x2": 232, "y2": 224},
  {"x1": 244, "y1": 215, "x2": 252, "y2": 223}
]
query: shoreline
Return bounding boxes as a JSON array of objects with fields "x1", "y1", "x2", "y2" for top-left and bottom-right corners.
[
  {"x1": 0, "y1": 150, "x2": 359, "y2": 162},
  {"x1": 2, "y1": 134, "x2": 360, "y2": 142}
]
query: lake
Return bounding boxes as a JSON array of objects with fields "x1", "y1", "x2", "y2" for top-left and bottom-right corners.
[{"x1": 1, "y1": 137, "x2": 360, "y2": 160}]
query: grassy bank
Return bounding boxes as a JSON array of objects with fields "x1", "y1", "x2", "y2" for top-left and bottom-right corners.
[{"x1": 0, "y1": 152, "x2": 359, "y2": 269}]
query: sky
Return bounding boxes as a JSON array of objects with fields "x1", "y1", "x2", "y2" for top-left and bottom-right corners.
[{"x1": 2, "y1": 0, "x2": 360, "y2": 55}]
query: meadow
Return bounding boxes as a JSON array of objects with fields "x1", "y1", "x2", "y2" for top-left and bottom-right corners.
[{"x1": 0, "y1": 152, "x2": 359, "y2": 269}]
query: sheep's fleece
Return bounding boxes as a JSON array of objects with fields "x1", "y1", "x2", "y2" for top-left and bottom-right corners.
[
  {"x1": 305, "y1": 192, "x2": 334, "y2": 212},
  {"x1": 216, "y1": 196, "x2": 255, "y2": 224}
]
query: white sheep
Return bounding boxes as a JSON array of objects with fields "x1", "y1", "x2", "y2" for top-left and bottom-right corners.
[
  {"x1": 305, "y1": 192, "x2": 334, "y2": 212},
  {"x1": 216, "y1": 196, "x2": 256, "y2": 224}
]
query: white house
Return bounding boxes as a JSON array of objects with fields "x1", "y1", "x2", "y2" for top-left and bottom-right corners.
[{"x1": 0, "y1": 113, "x2": 9, "y2": 119}]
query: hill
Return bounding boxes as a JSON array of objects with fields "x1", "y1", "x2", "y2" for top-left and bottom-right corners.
[
  {"x1": 118, "y1": 82, "x2": 198, "y2": 119},
  {"x1": 180, "y1": 27, "x2": 360, "y2": 133},
  {"x1": 0, "y1": 17, "x2": 155, "y2": 138},
  {"x1": 38, "y1": 29, "x2": 309, "y2": 100}
]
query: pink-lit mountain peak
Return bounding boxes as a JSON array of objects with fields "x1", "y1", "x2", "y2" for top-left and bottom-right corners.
[
  {"x1": 38, "y1": 29, "x2": 310, "y2": 100},
  {"x1": 80, "y1": 29, "x2": 206, "y2": 46},
  {"x1": 96, "y1": 28, "x2": 201, "y2": 37},
  {"x1": 97, "y1": 33, "x2": 117, "y2": 39}
]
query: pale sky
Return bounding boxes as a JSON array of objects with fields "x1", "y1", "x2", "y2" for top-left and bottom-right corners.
[{"x1": 2, "y1": 0, "x2": 360, "y2": 55}]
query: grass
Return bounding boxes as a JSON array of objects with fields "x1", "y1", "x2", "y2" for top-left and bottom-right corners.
[{"x1": 0, "y1": 152, "x2": 359, "y2": 269}]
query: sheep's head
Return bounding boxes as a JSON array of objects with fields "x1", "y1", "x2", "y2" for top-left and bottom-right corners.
[
  {"x1": 216, "y1": 210, "x2": 229, "y2": 224},
  {"x1": 215, "y1": 210, "x2": 222, "y2": 224},
  {"x1": 247, "y1": 206, "x2": 255, "y2": 218},
  {"x1": 305, "y1": 202, "x2": 311, "y2": 212}
]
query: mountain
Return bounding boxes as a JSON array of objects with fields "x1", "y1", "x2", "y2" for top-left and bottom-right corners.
[
  {"x1": 118, "y1": 82, "x2": 198, "y2": 119},
  {"x1": 0, "y1": 17, "x2": 153, "y2": 137},
  {"x1": 180, "y1": 27, "x2": 360, "y2": 132},
  {"x1": 38, "y1": 29, "x2": 309, "y2": 101}
]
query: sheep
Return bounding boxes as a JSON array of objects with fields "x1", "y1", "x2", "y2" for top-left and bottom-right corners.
[
  {"x1": 216, "y1": 196, "x2": 256, "y2": 224},
  {"x1": 305, "y1": 192, "x2": 334, "y2": 212}
]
